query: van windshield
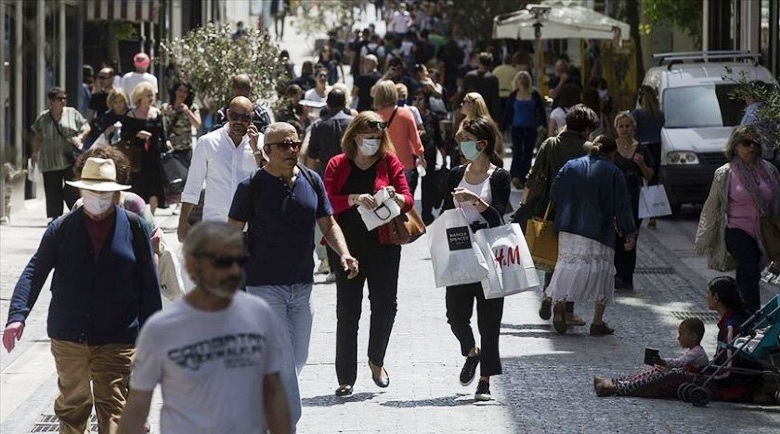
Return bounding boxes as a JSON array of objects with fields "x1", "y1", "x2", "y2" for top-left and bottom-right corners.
[{"x1": 662, "y1": 84, "x2": 745, "y2": 128}]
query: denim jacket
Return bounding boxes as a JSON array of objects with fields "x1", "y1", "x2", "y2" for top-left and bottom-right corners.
[{"x1": 551, "y1": 154, "x2": 637, "y2": 247}]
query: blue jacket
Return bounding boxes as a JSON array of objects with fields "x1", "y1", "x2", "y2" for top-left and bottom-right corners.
[
  {"x1": 551, "y1": 155, "x2": 637, "y2": 247},
  {"x1": 7, "y1": 207, "x2": 162, "y2": 345}
]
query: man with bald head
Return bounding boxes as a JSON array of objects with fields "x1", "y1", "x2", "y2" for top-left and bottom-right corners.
[
  {"x1": 229, "y1": 122, "x2": 358, "y2": 430},
  {"x1": 178, "y1": 96, "x2": 265, "y2": 241},
  {"x1": 211, "y1": 74, "x2": 273, "y2": 133}
]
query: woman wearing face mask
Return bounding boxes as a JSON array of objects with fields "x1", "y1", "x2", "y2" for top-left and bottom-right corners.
[
  {"x1": 323, "y1": 111, "x2": 413, "y2": 397},
  {"x1": 440, "y1": 117, "x2": 510, "y2": 401}
]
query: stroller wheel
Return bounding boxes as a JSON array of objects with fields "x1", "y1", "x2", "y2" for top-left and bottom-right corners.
[
  {"x1": 677, "y1": 383, "x2": 690, "y2": 401},
  {"x1": 690, "y1": 386, "x2": 711, "y2": 407},
  {"x1": 775, "y1": 391, "x2": 780, "y2": 404}
]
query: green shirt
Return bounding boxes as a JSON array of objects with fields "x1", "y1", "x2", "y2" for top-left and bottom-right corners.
[{"x1": 31, "y1": 107, "x2": 86, "y2": 172}]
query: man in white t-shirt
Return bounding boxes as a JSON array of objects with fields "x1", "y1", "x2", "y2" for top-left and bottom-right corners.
[
  {"x1": 387, "y1": 2, "x2": 411, "y2": 38},
  {"x1": 118, "y1": 222, "x2": 292, "y2": 434},
  {"x1": 121, "y1": 53, "x2": 158, "y2": 102}
]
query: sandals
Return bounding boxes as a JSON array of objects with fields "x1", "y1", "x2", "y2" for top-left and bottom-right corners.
[{"x1": 335, "y1": 384, "x2": 353, "y2": 397}]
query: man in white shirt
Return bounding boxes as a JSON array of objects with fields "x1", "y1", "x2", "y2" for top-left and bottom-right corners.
[
  {"x1": 121, "y1": 53, "x2": 158, "y2": 102},
  {"x1": 387, "y1": 2, "x2": 411, "y2": 38},
  {"x1": 118, "y1": 221, "x2": 291, "y2": 434},
  {"x1": 177, "y1": 96, "x2": 265, "y2": 241}
]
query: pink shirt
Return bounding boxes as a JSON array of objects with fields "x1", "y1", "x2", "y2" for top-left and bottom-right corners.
[
  {"x1": 727, "y1": 168, "x2": 773, "y2": 239},
  {"x1": 378, "y1": 106, "x2": 423, "y2": 170}
]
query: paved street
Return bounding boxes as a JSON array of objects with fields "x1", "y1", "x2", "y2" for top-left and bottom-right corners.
[{"x1": 2, "y1": 7, "x2": 780, "y2": 434}]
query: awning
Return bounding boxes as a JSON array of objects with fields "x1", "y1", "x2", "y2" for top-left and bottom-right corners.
[
  {"x1": 493, "y1": 3, "x2": 630, "y2": 41},
  {"x1": 86, "y1": 0, "x2": 160, "y2": 23}
]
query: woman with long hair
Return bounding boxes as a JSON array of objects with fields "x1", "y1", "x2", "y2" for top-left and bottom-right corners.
[
  {"x1": 323, "y1": 111, "x2": 413, "y2": 397},
  {"x1": 695, "y1": 125, "x2": 780, "y2": 312},
  {"x1": 440, "y1": 116, "x2": 510, "y2": 401},
  {"x1": 613, "y1": 112, "x2": 655, "y2": 290},
  {"x1": 630, "y1": 85, "x2": 665, "y2": 229},
  {"x1": 502, "y1": 71, "x2": 546, "y2": 189},
  {"x1": 546, "y1": 135, "x2": 637, "y2": 335},
  {"x1": 459, "y1": 91, "x2": 503, "y2": 157},
  {"x1": 161, "y1": 79, "x2": 201, "y2": 212}
]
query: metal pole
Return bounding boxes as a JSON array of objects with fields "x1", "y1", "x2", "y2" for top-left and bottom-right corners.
[
  {"x1": 59, "y1": 0, "x2": 66, "y2": 87},
  {"x1": 36, "y1": 0, "x2": 45, "y2": 115}
]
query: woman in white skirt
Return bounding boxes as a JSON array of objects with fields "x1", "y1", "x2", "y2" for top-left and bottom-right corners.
[{"x1": 547, "y1": 135, "x2": 637, "y2": 335}]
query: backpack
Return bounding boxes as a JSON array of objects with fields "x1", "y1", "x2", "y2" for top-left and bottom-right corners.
[{"x1": 364, "y1": 44, "x2": 385, "y2": 73}]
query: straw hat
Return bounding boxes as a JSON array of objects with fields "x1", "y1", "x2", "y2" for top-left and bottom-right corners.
[{"x1": 66, "y1": 158, "x2": 131, "y2": 192}]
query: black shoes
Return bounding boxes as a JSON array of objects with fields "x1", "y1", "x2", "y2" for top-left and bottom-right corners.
[
  {"x1": 335, "y1": 384, "x2": 353, "y2": 397},
  {"x1": 539, "y1": 297, "x2": 552, "y2": 320},
  {"x1": 369, "y1": 361, "x2": 390, "y2": 388},
  {"x1": 459, "y1": 350, "x2": 480, "y2": 386},
  {"x1": 474, "y1": 379, "x2": 491, "y2": 401}
]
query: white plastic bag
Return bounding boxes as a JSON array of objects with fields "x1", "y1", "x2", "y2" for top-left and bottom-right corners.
[
  {"x1": 427, "y1": 209, "x2": 489, "y2": 287},
  {"x1": 91, "y1": 133, "x2": 109, "y2": 149},
  {"x1": 474, "y1": 224, "x2": 540, "y2": 299},
  {"x1": 638, "y1": 184, "x2": 672, "y2": 219},
  {"x1": 158, "y1": 236, "x2": 186, "y2": 301},
  {"x1": 357, "y1": 188, "x2": 401, "y2": 231},
  {"x1": 26, "y1": 159, "x2": 42, "y2": 184}
]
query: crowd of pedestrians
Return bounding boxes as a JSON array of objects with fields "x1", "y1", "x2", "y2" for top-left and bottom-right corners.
[{"x1": 5, "y1": 1, "x2": 780, "y2": 432}]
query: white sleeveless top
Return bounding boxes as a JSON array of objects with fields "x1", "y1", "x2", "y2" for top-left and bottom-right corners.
[{"x1": 455, "y1": 168, "x2": 493, "y2": 225}]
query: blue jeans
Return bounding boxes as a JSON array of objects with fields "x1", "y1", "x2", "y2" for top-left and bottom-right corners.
[
  {"x1": 510, "y1": 126, "x2": 538, "y2": 182},
  {"x1": 247, "y1": 283, "x2": 314, "y2": 431}
]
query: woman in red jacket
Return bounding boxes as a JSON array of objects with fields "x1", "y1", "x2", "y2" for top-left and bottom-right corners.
[{"x1": 324, "y1": 111, "x2": 413, "y2": 397}]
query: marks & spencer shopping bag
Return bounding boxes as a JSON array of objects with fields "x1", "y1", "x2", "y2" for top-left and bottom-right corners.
[{"x1": 428, "y1": 209, "x2": 489, "y2": 287}]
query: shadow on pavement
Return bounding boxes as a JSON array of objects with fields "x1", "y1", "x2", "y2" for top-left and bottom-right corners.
[
  {"x1": 303, "y1": 392, "x2": 377, "y2": 406},
  {"x1": 380, "y1": 394, "x2": 476, "y2": 408}
]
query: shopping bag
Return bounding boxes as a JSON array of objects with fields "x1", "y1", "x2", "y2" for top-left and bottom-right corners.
[
  {"x1": 638, "y1": 184, "x2": 672, "y2": 219},
  {"x1": 427, "y1": 208, "x2": 489, "y2": 287},
  {"x1": 26, "y1": 159, "x2": 42, "y2": 184},
  {"x1": 158, "y1": 236, "x2": 186, "y2": 301},
  {"x1": 475, "y1": 223, "x2": 540, "y2": 299},
  {"x1": 358, "y1": 188, "x2": 401, "y2": 231},
  {"x1": 525, "y1": 202, "x2": 558, "y2": 272}
]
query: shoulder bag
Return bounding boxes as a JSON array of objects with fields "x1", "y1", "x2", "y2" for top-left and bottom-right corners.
[
  {"x1": 524, "y1": 201, "x2": 558, "y2": 272},
  {"x1": 382, "y1": 156, "x2": 425, "y2": 245},
  {"x1": 50, "y1": 110, "x2": 82, "y2": 166}
]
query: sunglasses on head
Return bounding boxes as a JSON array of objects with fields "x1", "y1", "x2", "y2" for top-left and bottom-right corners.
[
  {"x1": 267, "y1": 140, "x2": 303, "y2": 151},
  {"x1": 229, "y1": 112, "x2": 253, "y2": 122},
  {"x1": 366, "y1": 120, "x2": 387, "y2": 130},
  {"x1": 196, "y1": 253, "x2": 247, "y2": 268}
]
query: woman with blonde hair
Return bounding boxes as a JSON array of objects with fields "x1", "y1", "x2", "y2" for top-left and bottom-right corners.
[
  {"x1": 121, "y1": 81, "x2": 171, "y2": 213},
  {"x1": 97, "y1": 89, "x2": 130, "y2": 144},
  {"x1": 613, "y1": 111, "x2": 655, "y2": 290},
  {"x1": 323, "y1": 111, "x2": 414, "y2": 397},
  {"x1": 372, "y1": 80, "x2": 425, "y2": 193},
  {"x1": 460, "y1": 92, "x2": 504, "y2": 157},
  {"x1": 502, "y1": 71, "x2": 546, "y2": 189},
  {"x1": 695, "y1": 125, "x2": 780, "y2": 312}
]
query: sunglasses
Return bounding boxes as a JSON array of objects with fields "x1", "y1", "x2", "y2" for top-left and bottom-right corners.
[
  {"x1": 229, "y1": 112, "x2": 253, "y2": 122},
  {"x1": 54, "y1": 96, "x2": 67, "y2": 101},
  {"x1": 366, "y1": 120, "x2": 387, "y2": 130},
  {"x1": 196, "y1": 253, "x2": 247, "y2": 268},
  {"x1": 740, "y1": 139, "x2": 760, "y2": 148},
  {"x1": 267, "y1": 140, "x2": 303, "y2": 151}
]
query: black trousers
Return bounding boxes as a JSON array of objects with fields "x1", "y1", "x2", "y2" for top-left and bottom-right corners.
[
  {"x1": 725, "y1": 227, "x2": 762, "y2": 312},
  {"x1": 42, "y1": 167, "x2": 79, "y2": 219},
  {"x1": 510, "y1": 126, "x2": 538, "y2": 183},
  {"x1": 445, "y1": 283, "x2": 504, "y2": 377},
  {"x1": 615, "y1": 219, "x2": 642, "y2": 285},
  {"x1": 332, "y1": 240, "x2": 401, "y2": 386},
  {"x1": 420, "y1": 143, "x2": 441, "y2": 222}
]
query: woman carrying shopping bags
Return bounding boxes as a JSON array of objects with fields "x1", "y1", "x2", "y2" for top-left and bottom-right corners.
[
  {"x1": 323, "y1": 111, "x2": 414, "y2": 397},
  {"x1": 695, "y1": 125, "x2": 780, "y2": 313},
  {"x1": 440, "y1": 117, "x2": 510, "y2": 401},
  {"x1": 547, "y1": 135, "x2": 637, "y2": 336}
]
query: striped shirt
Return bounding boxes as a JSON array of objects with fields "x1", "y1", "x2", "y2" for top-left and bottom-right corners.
[{"x1": 31, "y1": 107, "x2": 86, "y2": 172}]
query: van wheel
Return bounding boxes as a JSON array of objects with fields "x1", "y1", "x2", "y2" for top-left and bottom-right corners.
[{"x1": 670, "y1": 203, "x2": 682, "y2": 216}]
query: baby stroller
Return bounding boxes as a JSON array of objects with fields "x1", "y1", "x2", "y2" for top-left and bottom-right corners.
[{"x1": 678, "y1": 294, "x2": 780, "y2": 407}]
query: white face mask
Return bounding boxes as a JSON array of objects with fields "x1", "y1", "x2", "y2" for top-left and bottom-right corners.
[
  {"x1": 358, "y1": 138, "x2": 381, "y2": 156},
  {"x1": 81, "y1": 190, "x2": 115, "y2": 216}
]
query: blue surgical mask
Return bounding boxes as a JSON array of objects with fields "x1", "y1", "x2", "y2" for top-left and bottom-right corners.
[
  {"x1": 460, "y1": 140, "x2": 482, "y2": 161},
  {"x1": 358, "y1": 138, "x2": 381, "y2": 156}
]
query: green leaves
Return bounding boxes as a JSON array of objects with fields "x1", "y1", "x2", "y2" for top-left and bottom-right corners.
[
  {"x1": 725, "y1": 69, "x2": 780, "y2": 148},
  {"x1": 161, "y1": 23, "x2": 283, "y2": 111}
]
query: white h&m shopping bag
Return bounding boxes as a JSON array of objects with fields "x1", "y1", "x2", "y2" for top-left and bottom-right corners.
[
  {"x1": 428, "y1": 209, "x2": 489, "y2": 287},
  {"x1": 638, "y1": 184, "x2": 672, "y2": 219},
  {"x1": 475, "y1": 224, "x2": 540, "y2": 299}
]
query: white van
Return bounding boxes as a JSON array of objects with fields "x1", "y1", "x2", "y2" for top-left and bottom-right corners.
[{"x1": 642, "y1": 52, "x2": 777, "y2": 214}]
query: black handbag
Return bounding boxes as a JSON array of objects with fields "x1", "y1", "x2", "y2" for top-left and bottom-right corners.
[{"x1": 161, "y1": 151, "x2": 188, "y2": 193}]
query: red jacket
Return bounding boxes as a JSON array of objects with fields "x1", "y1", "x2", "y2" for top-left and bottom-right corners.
[{"x1": 324, "y1": 152, "x2": 414, "y2": 244}]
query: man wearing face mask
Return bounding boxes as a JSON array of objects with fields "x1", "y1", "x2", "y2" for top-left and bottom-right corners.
[
  {"x1": 228, "y1": 122, "x2": 358, "y2": 430},
  {"x1": 118, "y1": 222, "x2": 292, "y2": 434},
  {"x1": 178, "y1": 96, "x2": 264, "y2": 241},
  {"x1": 3, "y1": 157, "x2": 161, "y2": 434}
]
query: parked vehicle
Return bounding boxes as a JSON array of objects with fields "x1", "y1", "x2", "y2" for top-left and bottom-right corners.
[{"x1": 642, "y1": 51, "x2": 777, "y2": 214}]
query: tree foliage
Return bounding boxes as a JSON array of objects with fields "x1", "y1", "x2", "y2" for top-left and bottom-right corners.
[
  {"x1": 641, "y1": 0, "x2": 703, "y2": 49},
  {"x1": 443, "y1": 0, "x2": 526, "y2": 42},
  {"x1": 727, "y1": 68, "x2": 780, "y2": 147},
  {"x1": 290, "y1": 1, "x2": 369, "y2": 45},
  {"x1": 161, "y1": 23, "x2": 283, "y2": 110}
]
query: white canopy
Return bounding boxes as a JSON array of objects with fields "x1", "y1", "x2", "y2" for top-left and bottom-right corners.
[{"x1": 493, "y1": 4, "x2": 631, "y2": 41}]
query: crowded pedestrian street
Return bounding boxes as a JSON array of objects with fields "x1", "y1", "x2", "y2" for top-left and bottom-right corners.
[{"x1": 2, "y1": 1, "x2": 780, "y2": 433}]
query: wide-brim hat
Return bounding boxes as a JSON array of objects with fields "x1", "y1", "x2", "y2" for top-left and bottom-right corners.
[{"x1": 66, "y1": 157, "x2": 132, "y2": 192}]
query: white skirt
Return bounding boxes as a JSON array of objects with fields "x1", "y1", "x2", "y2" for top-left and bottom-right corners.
[{"x1": 547, "y1": 232, "x2": 616, "y2": 304}]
